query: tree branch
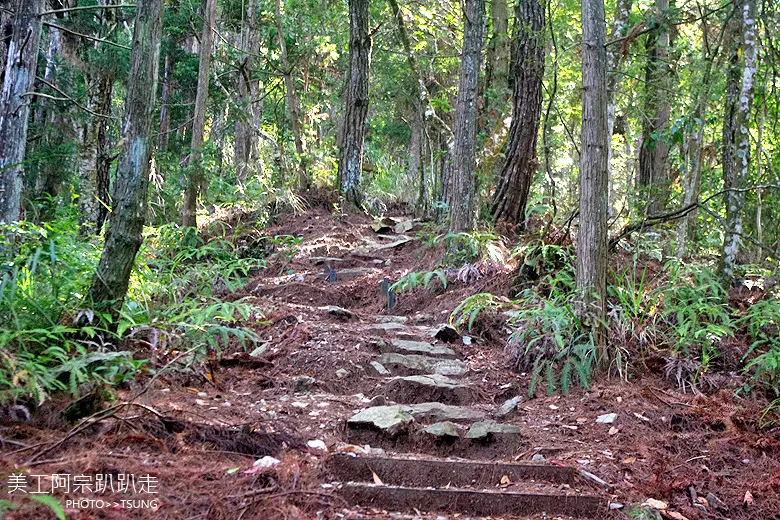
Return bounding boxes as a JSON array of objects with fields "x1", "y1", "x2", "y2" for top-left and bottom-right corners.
[
  {"x1": 43, "y1": 21, "x2": 130, "y2": 50},
  {"x1": 33, "y1": 77, "x2": 118, "y2": 120},
  {"x1": 41, "y1": 4, "x2": 137, "y2": 16}
]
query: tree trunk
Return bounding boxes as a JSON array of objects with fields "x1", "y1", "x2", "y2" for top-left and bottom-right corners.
[
  {"x1": 158, "y1": 41, "x2": 173, "y2": 152},
  {"x1": 0, "y1": 0, "x2": 43, "y2": 226},
  {"x1": 88, "y1": 0, "x2": 163, "y2": 316},
  {"x1": 721, "y1": 0, "x2": 756, "y2": 281},
  {"x1": 482, "y1": 0, "x2": 510, "y2": 130},
  {"x1": 79, "y1": 73, "x2": 114, "y2": 235},
  {"x1": 235, "y1": 0, "x2": 259, "y2": 182},
  {"x1": 0, "y1": 11, "x2": 12, "y2": 88},
  {"x1": 181, "y1": 0, "x2": 217, "y2": 228},
  {"x1": 676, "y1": 11, "x2": 717, "y2": 258},
  {"x1": 445, "y1": 0, "x2": 485, "y2": 232},
  {"x1": 337, "y1": 0, "x2": 372, "y2": 206},
  {"x1": 637, "y1": 0, "x2": 672, "y2": 214},
  {"x1": 409, "y1": 103, "x2": 426, "y2": 212},
  {"x1": 491, "y1": 0, "x2": 545, "y2": 227},
  {"x1": 577, "y1": 0, "x2": 609, "y2": 337},
  {"x1": 275, "y1": 0, "x2": 308, "y2": 189},
  {"x1": 606, "y1": 0, "x2": 632, "y2": 215}
]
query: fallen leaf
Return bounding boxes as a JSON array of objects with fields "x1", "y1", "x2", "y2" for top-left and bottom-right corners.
[
  {"x1": 549, "y1": 404, "x2": 559, "y2": 410},
  {"x1": 500, "y1": 475, "x2": 512, "y2": 485},
  {"x1": 661, "y1": 511, "x2": 690, "y2": 520},
  {"x1": 622, "y1": 457, "x2": 637, "y2": 464},
  {"x1": 372, "y1": 471, "x2": 384, "y2": 485},
  {"x1": 226, "y1": 467, "x2": 240, "y2": 474},
  {"x1": 633, "y1": 412, "x2": 651, "y2": 422},
  {"x1": 696, "y1": 497, "x2": 709, "y2": 507},
  {"x1": 608, "y1": 426, "x2": 619, "y2": 435},
  {"x1": 744, "y1": 490, "x2": 754, "y2": 507}
]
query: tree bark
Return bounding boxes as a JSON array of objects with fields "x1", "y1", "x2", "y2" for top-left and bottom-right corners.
[
  {"x1": 637, "y1": 0, "x2": 672, "y2": 214},
  {"x1": 577, "y1": 0, "x2": 609, "y2": 336},
  {"x1": 337, "y1": 0, "x2": 372, "y2": 206},
  {"x1": 235, "y1": 0, "x2": 259, "y2": 182},
  {"x1": 181, "y1": 0, "x2": 217, "y2": 228},
  {"x1": 445, "y1": 0, "x2": 485, "y2": 232},
  {"x1": 721, "y1": 0, "x2": 756, "y2": 281},
  {"x1": 88, "y1": 0, "x2": 163, "y2": 317},
  {"x1": 275, "y1": 0, "x2": 308, "y2": 189},
  {"x1": 0, "y1": 11, "x2": 12, "y2": 88},
  {"x1": 157, "y1": 40, "x2": 173, "y2": 152},
  {"x1": 491, "y1": 0, "x2": 545, "y2": 227},
  {"x1": 0, "y1": 0, "x2": 43, "y2": 226},
  {"x1": 482, "y1": 0, "x2": 510, "y2": 129}
]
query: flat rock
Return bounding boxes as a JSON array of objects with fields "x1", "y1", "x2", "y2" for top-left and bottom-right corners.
[
  {"x1": 348, "y1": 406, "x2": 414, "y2": 436},
  {"x1": 423, "y1": 421, "x2": 460, "y2": 438},
  {"x1": 377, "y1": 353, "x2": 469, "y2": 377},
  {"x1": 369, "y1": 361, "x2": 390, "y2": 376},
  {"x1": 322, "y1": 305, "x2": 355, "y2": 319},
  {"x1": 337, "y1": 268, "x2": 377, "y2": 280},
  {"x1": 407, "y1": 403, "x2": 485, "y2": 423},
  {"x1": 380, "y1": 339, "x2": 457, "y2": 358},
  {"x1": 367, "y1": 322, "x2": 408, "y2": 331},
  {"x1": 495, "y1": 396, "x2": 523, "y2": 417},
  {"x1": 375, "y1": 316, "x2": 409, "y2": 324},
  {"x1": 465, "y1": 420, "x2": 521, "y2": 439},
  {"x1": 385, "y1": 374, "x2": 474, "y2": 405}
]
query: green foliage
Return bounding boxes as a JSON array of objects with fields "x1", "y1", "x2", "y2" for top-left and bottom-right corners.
[
  {"x1": 506, "y1": 294, "x2": 599, "y2": 396},
  {"x1": 450, "y1": 293, "x2": 508, "y2": 331},
  {"x1": 740, "y1": 299, "x2": 780, "y2": 394},
  {"x1": 391, "y1": 269, "x2": 447, "y2": 293},
  {"x1": 436, "y1": 230, "x2": 505, "y2": 265},
  {"x1": 513, "y1": 241, "x2": 576, "y2": 293}
]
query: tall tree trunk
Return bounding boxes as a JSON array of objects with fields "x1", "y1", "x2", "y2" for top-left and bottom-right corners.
[
  {"x1": 676, "y1": 10, "x2": 719, "y2": 258},
  {"x1": 181, "y1": 0, "x2": 217, "y2": 228},
  {"x1": 88, "y1": 0, "x2": 163, "y2": 316},
  {"x1": 721, "y1": 0, "x2": 756, "y2": 281},
  {"x1": 337, "y1": 0, "x2": 372, "y2": 206},
  {"x1": 577, "y1": 0, "x2": 608, "y2": 339},
  {"x1": 445, "y1": 0, "x2": 485, "y2": 232},
  {"x1": 79, "y1": 73, "x2": 114, "y2": 235},
  {"x1": 0, "y1": 0, "x2": 43, "y2": 226},
  {"x1": 409, "y1": 103, "x2": 426, "y2": 213},
  {"x1": 235, "y1": 0, "x2": 259, "y2": 182},
  {"x1": 637, "y1": 0, "x2": 672, "y2": 214},
  {"x1": 482, "y1": 0, "x2": 510, "y2": 130},
  {"x1": 275, "y1": 0, "x2": 308, "y2": 189},
  {"x1": 0, "y1": 11, "x2": 12, "y2": 88},
  {"x1": 605, "y1": 0, "x2": 632, "y2": 215},
  {"x1": 158, "y1": 40, "x2": 173, "y2": 152},
  {"x1": 491, "y1": 0, "x2": 545, "y2": 227}
]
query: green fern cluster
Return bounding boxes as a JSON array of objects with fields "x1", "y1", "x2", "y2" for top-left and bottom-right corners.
[
  {"x1": 450, "y1": 293, "x2": 510, "y2": 331},
  {"x1": 391, "y1": 269, "x2": 448, "y2": 293}
]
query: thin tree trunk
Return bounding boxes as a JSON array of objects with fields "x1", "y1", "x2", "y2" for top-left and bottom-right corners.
[
  {"x1": 721, "y1": 0, "x2": 756, "y2": 281},
  {"x1": 337, "y1": 0, "x2": 372, "y2": 206},
  {"x1": 491, "y1": 0, "x2": 545, "y2": 227},
  {"x1": 275, "y1": 0, "x2": 307, "y2": 189},
  {"x1": 0, "y1": 0, "x2": 44, "y2": 226},
  {"x1": 445, "y1": 0, "x2": 485, "y2": 232},
  {"x1": 577, "y1": 0, "x2": 608, "y2": 339},
  {"x1": 88, "y1": 0, "x2": 163, "y2": 316},
  {"x1": 181, "y1": 0, "x2": 217, "y2": 228},
  {"x1": 235, "y1": 0, "x2": 259, "y2": 182},
  {"x1": 409, "y1": 103, "x2": 426, "y2": 211},
  {"x1": 158, "y1": 40, "x2": 173, "y2": 152},
  {"x1": 606, "y1": 0, "x2": 632, "y2": 215},
  {"x1": 637, "y1": 0, "x2": 672, "y2": 214},
  {"x1": 0, "y1": 11, "x2": 12, "y2": 88}
]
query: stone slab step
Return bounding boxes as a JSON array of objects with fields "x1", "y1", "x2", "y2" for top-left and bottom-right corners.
[
  {"x1": 325, "y1": 454, "x2": 584, "y2": 487},
  {"x1": 347, "y1": 403, "x2": 486, "y2": 434},
  {"x1": 384, "y1": 374, "x2": 474, "y2": 405},
  {"x1": 336, "y1": 482, "x2": 602, "y2": 517},
  {"x1": 379, "y1": 339, "x2": 457, "y2": 359},
  {"x1": 377, "y1": 353, "x2": 468, "y2": 377}
]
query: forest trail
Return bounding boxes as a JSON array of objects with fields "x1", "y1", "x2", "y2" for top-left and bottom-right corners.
[{"x1": 232, "y1": 209, "x2": 608, "y2": 518}]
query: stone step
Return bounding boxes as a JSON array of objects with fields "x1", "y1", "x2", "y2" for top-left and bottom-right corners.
[
  {"x1": 325, "y1": 454, "x2": 584, "y2": 488},
  {"x1": 378, "y1": 339, "x2": 457, "y2": 359},
  {"x1": 383, "y1": 374, "x2": 474, "y2": 405},
  {"x1": 376, "y1": 353, "x2": 468, "y2": 377},
  {"x1": 335, "y1": 482, "x2": 602, "y2": 517},
  {"x1": 347, "y1": 403, "x2": 486, "y2": 434}
]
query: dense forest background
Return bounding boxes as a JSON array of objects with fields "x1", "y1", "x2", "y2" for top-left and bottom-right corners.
[{"x1": 1, "y1": 0, "x2": 780, "y2": 432}]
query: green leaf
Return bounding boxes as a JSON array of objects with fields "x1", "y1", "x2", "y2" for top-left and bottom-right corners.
[{"x1": 29, "y1": 495, "x2": 66, "y2": 520}]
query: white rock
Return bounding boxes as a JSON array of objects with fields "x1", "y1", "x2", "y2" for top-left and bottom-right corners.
[
  {"x1": 253, "y1": 456, "x2": 281, "y2": 468},
  {"x1": 307, "y1": 439, "x2": 328, "y2": 451},
  {"x1": 596, "y1": 413, "x2": 617, "y2": 424}
]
